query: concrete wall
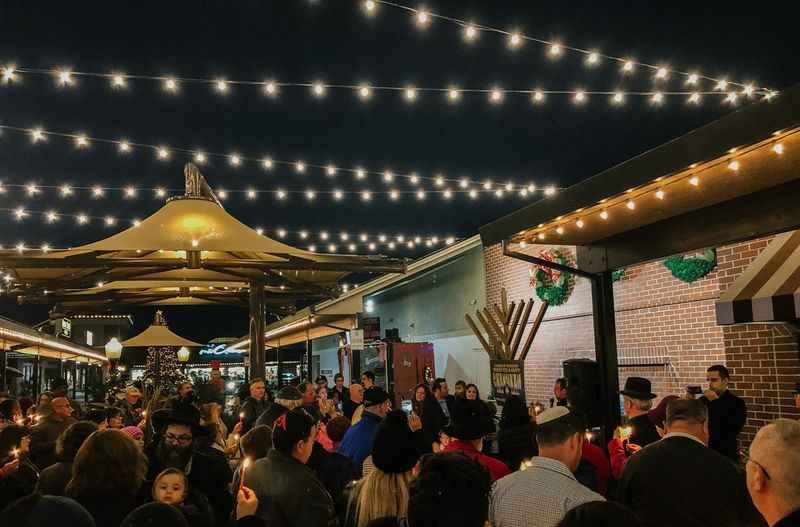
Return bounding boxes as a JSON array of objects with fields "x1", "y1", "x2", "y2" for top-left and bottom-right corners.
[{"x1": 364, "y1": 246, "x2": 489, "y2": 395}]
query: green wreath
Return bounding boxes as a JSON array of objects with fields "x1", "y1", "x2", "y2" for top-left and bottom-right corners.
[
  {"x1": 663, "y1": 248, "x2": 717, "y2": 283},
  {"x1": 532, "y1": 250, "x2": 575, "y2": 306},
  {"x1": 612, "y1": 269, "x2": 626, "y2": 282}
]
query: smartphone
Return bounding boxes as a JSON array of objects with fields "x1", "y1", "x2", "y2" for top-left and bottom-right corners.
[
  {"x1": 687, "y1": 386, "x2": 703, "y2": 397},
  {"x1": 401, "y1": 399, "x2": 413, "y2": 415}
]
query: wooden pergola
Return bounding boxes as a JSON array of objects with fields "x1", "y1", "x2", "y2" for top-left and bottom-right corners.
[
  {"x1": 0, "y1": 164, "x2": 405, "y2": 378},
  {"x1": 480, "y1": 84, "x2": 800, "y2": 437}
]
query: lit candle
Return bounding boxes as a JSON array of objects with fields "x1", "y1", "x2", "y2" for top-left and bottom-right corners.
[
  {"x1": 15, "y1": 417, "x2": 25, "y2": 426},
  {"x1": 239, "y1": 458, "x2": 251, "y2": 492},
  {"x1": 621, "y1": 426, "x2": 633, "y2": 440},
  {"x1": 239, "y1": 412, "x2": 245, "y2": 423},
  {"x1": 585, "y1": 431, "x2": 593, "y2": 441},
  {"x1": 141, "y1": 410, "x2": 147, "y2": 418},
  {"x1": 10, "y1": 448, "x2": 19, "y2": 458}
]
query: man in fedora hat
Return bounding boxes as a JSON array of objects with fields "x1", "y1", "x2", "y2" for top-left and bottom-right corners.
[
  {"x1": 147, "y1": 403, "x2": 232, "y2": 526},
  {"x1": 608, "y1": 377, "x2": 661, "y2": 479}
]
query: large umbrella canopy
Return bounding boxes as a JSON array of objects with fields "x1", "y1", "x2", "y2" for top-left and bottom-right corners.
[
  {"x1": 0, "y1": 164, "x2": 405, "y2": 311},
  {"x1": 121, "y1": 310, "x2": 203, "y2": 348}
]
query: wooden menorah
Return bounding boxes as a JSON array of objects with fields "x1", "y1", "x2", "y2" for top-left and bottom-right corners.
[{"x1": 465, "y1": 288, "x2": 548, "y2": 361}]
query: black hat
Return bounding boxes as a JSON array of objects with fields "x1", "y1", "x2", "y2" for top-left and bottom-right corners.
[
  {"x1": 363, "y1": 386, "x2": 390, "y2": 407},
  {"x1": 372, "y1": 410, "x2": 420, "y2": 474},
  {"x1": 151, "y1": 403, "x2": 207, "y2": 436},
  {"x1": 275, "y1": 386, "x2": 302, "y2": 401},
  {"x1": 620, "y1": 377, "x2": 657, "y2": 400},
  {"x1": 272, "y1": 408, "x2": 315, "y2": 453},
  {"x1": 451, "y1": 399, "x2": 495, "y2": 441}
]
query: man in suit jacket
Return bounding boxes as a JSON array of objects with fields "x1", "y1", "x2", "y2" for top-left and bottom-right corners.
[
  {"x1": 421, "y1": 378, "x2": 454, "y2": 451},
  {"x1": 618, "y1": 398, "x2": 759, "y2": 527}
]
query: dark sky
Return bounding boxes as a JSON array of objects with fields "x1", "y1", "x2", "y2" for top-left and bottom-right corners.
[{"x1": 0, "y1": 1, "x2": 796, "y2": 341}]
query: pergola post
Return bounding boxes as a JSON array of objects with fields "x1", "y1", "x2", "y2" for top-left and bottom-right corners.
[
  {"x1": 591, "y1": 270, "x2": 622, "y2": 439},
  {"x1": 248, "y1": 280, "x2": 266, "y2": 380}
]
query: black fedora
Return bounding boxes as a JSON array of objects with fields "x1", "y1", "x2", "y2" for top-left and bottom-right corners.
[
  {"x1": 620, "y1": 377, "x2": 657, "y2": 400},
  {"x1": 151, "y1": 403, "x2": 208, "y2": 436}
]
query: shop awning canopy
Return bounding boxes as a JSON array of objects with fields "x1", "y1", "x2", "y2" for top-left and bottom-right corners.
[
  {"x1": 480, "y1": 84, "x2": 800, "y2": 272},
  {"x1": 1, "y1": 315, "x2": 107, "y2": 362},
  {"x1": 0, "y1": 164, "x2": 405, "y2": 311},
  {"x1": 716, "y1": 230, "x2": 800, "y2": 325},
  {"x1": 121, "y1": 310, "x2": 204, "y2": 348}
]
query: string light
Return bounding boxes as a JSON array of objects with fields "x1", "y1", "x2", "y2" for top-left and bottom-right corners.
[
  {"x1": 358, "y1": 84, "x2": 372, "y2": 100},
  {"x1": 532, "y1": 89, "x2": 545, "y2": 103},
  {"x1": 218, "y1": 189, "x2": 229, "y2": 200},
  {"x1": 118, "y1": 140, "x2": 131, "y2": 153},
  {"x1": 651, "y1": 92, "x2": 664, "y2": 105},
  {"x1": 355, "y1": 168, "x2": 366, "y2": 180},
  {"x1": 60, "y1": 184, "x2": 73, "y2": 197},
  {"x1": 508, "y1": 32, "x2": 522, "y2": 49},
  {"x1": 416, "y1": 190, "x2": 426, "y2": 200},
  {"x1": 326, "y1": 164, "x2": 337, "y2": 176},
  {"x1": 1, "y1": 64, "x2": 16, "y2": 83},
  {"x1": 104, "y1": 215, "x2": 116, "y2": 226},
  {"x1": 320, "y1": 232, "x2": 329, "y2": 240},
  {"x1": 383, "y1": 170, "x2": 395, "y2": 182},
  {"x1": 247, "y1": 188, "x2": 258, "y2": 199},
  {"x1": 305, "y1": 189, "x2": 316, "y2": 200},
  {"x1": 489, "y1": 88, "x2": 504, "y2": 104},
  {"x1": 14, "y1": 207, "x2": 27, "y2": 221},
  {"x1": 447, "y1": 87, "x2": 460, "y2": 102},
  {"x1": 600, "y1": 211, "x2": 609, "y2": 220},
  {"x1": 409, "y1": 174, "x2": 419, "y2": 185},
  {"x1": 573, "y1": 91, "x2": 587, "y2": 104},
  {"x1": 404, "y1": 86, "x2": 417, "y2": 102},
  {"x1": 389, "y1": 189, "x2": 399, "y2": 201},
  {"x1": 654, "y1": 67, "x2": 669, "y2": 80},
  {"x1": 194, "y1": 152, "x2": 207, "y2": 164},
  {"x1": 772, "y1": 143, "x2": 784, "y2": 155},
  {"x1": 621, "y1": 60, "x2": 635, "y2": 73},
  {"x1": 30, "y1": 128, "x2": 46, "y2": 143},
  {"x1": 463, "y1": 24, "x2": 478, "y2": 42},
  {"x1": 111, "y1": 73, "x2": 127, "y2": 88},
  {"x1": 333, "y1": 189, "x2": 344, "y2": 200},
  {"x1": 689, "y1": 176, "x2": 700, "y2": 186},
  {"x1": 728, "y1": 160, "x2": 740, "y2": 172},
  {"x1": 415, "y1": 9, "x2": 431, "y2": 27},
  {"x1": 262, "y1": 157, "x2": 274, "y2": 169},
  {"x1": 229, "y1": 153, "x2": 242, "y2": 166},
  {"x1": 75, "y1": 134, "x2": 90, "y2": 148},
  {"x1": 295, "y1": 161, "x2": 306, "y2": 173},
  {"x1": 163, "y1": 77, "x2": 179, "y2": 92},
  {"x1": 91, "y1": 186, "x2": 105, "y2": 198},
  {"x1": 155, "y1": 187, "x2": 167, "y2": 198},
  {"x1": 612, "y1": 91, "x2": 625, "y2": 105},
  {"x1": 686, "y1": 73, "x2": 699, "y2": 85},
  {"x1": 361, "y1": 190, "x2": 372, "y2": 201},
  {"x1": 214, "y1": 79, "x2": 229, "y2": 94},
  {"x1": 55, "y1": 68, "x2": 74, "y2": 86},
  {"x1": 45, "y1": 211, "x2": 58, "y2": 223},
  {"x1": 548, "y1": 43, "x2": 562, "y2": 57},
  {"x1": 312, "y1": 82, "x2": 326, "y2": 97},
  {"x1": 124, "y1": 186, "x2": 137, "y2": 198},
  {"x1": 277, "y1": 189, "x2": 287, "y2": 200},
  {"x1": 77, "y1": 213, "x2": 88, "y2": 225},
  {"x1": 585, "y1": 52, "x2": 600, "y2": 66},
  {"x1": 264, "y1": 81, "x2": 279, "y2": 97},
  {"x1": 157, "y1": 147, "x2": 170, "y2": 160},
  {"x1": 26, "y1": 183, "x2": 40, "y2": 196}
]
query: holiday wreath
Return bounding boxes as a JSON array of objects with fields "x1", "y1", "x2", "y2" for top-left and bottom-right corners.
[
  {"x1": 529, "y1": 248, "x2": 575, "y2": 305},
  {"x1": 663, "y1": 248, "x2": 717, "y2": 283}
]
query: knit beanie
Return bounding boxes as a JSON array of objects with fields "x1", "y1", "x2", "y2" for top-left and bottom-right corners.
[{"x1": 371, "y1": 409, "x2": 419, "y2": 474}]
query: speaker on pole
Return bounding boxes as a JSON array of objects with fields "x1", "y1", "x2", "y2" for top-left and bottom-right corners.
[{"x1": 562, "y1": 358, "x2": 603, "y2": 427}]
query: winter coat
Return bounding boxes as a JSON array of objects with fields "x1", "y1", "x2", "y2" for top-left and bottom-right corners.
[
  {"x1": 29, "y1": 415, "x2": 76, "y2": 470},
  {"x1": 244, "y1": 449, "x2": 338, "y2": 527},
  {"x1": 72, "y1": 493, "x2": 144, "y2": 527},
  {"x1": 240, "y1": 397, "x2": 270, "y2": 433},
  {"x1": 338, "y1": 411, "x2": 382, "y2": 477},
  {"x1": 253, "y1": 401, "x2": 285, "y2": 430},
  {"x1": 307, "y1": 441, "x2": 357, "y2": 516},
  {"x1": 0, "y1": 457, "x2": 39, "y2": 511},
  {"x1": 36, "y1": 460, "x2": 73, "y2": 495}
]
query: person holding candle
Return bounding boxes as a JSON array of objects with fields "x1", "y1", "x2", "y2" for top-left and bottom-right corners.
[
  {"x1": 29, "y1": 396, "x2": 76, "y2": 470},
  {"x1": 239, "y1": 378, "x2": 271, "y2": 434},
  {"x1": 0, "y1": 425, "x2": 38, "y2": 511},
  {"x1": 607, "y1": 377, "x2": 660, "y2": 480}
]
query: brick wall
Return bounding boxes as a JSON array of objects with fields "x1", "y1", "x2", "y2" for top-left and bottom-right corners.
[{"x1": 484, "y1": 236, "x2": 800, "y2": 446}]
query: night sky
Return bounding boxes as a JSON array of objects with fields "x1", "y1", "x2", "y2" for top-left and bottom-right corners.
[{"x1": 0, "y1": 1, "x2": 797, "y2": 342}]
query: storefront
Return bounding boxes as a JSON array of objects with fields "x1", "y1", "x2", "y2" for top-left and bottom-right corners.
[{"x1": 1, "y1": 315, "x2": 107, "y2": 401}]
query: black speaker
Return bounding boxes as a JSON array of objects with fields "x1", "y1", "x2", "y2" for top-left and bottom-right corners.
[
  {"x1": 563, "y1": 359, "x2": 603, "y2": 427},
  {"x1": 385, "y1": 328, "x2": 400, "y2": 342}
]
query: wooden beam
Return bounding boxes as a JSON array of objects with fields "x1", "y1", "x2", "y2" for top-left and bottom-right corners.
[
  {"x1": 465, "y1": 314, "x2": 493, "y2": 356},
  {"x1": 475, "y1": 309, "x2": 500, "y2": 360},
  {"x1": 510, "y1": 299, "x2": 533, "y2": 358},
  {"x1": 519, "y1": 301, "x2": 549, "y2": 362}
]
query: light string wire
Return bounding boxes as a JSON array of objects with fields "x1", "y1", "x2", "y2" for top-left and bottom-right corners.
[
  {"x1": 0, "y1": 65, "x2": 769, "y2": 105},
  {"x1": 0, "y1": 123, "x2": 558, "y2": 195},
  {"x1": 365, "y1": 0, "x2": 774, "y2": 95}
]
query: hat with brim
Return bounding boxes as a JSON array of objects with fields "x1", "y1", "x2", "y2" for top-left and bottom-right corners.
[
  {"x1": 363, "y1": 386, "x2": 390, "y2": 407},
  {"x1": 451, "y1": 399, "x2": 495, "y2": 441},
  {"x1": 151, "y1": 404, "x2": 208, "y2": 436},
  {"x1": 620, "y1": 377, "x2": 657, "y2": 400}
]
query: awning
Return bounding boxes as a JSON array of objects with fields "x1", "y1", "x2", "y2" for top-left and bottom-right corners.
[
  {"x1": 0, "y1": 315, "x2": 108, "y2": 362},
  {"x1": 716, "y1": 230, "x2": 800, "y2": 324}
]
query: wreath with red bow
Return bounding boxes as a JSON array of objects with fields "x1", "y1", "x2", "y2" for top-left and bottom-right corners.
[{"x1": 529, "y1": 248, "x2": 575, "y2": 306}]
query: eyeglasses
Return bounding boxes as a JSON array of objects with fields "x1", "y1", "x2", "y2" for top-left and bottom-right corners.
[
  {"x1": 165, "y1": 433, "x2": 193, "y2": 444},
  {"x1": 741, "y1": 449, "x2": 771, "y2": 480}
]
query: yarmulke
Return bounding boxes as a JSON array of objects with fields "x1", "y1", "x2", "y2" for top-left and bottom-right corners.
[{"x1": 537, "y1": 406, "x2": 571, "y2": 425}]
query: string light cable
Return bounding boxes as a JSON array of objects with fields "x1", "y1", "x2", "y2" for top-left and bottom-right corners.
[
  {"x1": 357, "y1": 0, "x2": 774, "y2": 97},
  {"x1": 0, "y1": 64, "x2": 772, "y2": 106},
  {"x1": 0, "y1": 123, "x2": 560, "y2": 198}
]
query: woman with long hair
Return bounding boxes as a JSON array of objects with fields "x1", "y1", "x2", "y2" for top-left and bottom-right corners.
[
  {"x1": 36, "y1": 420, "x2": 98, "y2": 495},
  {"x1": 0, "y1": 399, "x2": 23, "y2": 430},
  {"x1": 66, "y1": 429, "x2": 148, "y2": 526},
  {"x1": 410, "y1": 384, "x2": 431, "y2": 418},
  {"x1": 342, "y1": 410, "x2": 419, "y2": 527},
  {"x1": 199, "y1": 402, "x2": 228, "y2": 453},
  {"x1": 465, "y1": 384, "x2": 481, "y2": 401}
]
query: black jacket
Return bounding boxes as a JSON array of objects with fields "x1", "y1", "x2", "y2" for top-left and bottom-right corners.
[
  {"x1": 29, "y1": 416, "x2": 76, "y2": 470},
  {"x1": 618, "y1": 435, "x2": 760, "y2": 527},
  {"x1": 420, "y1": 396, "x2": 452, "y2": 449},
  {"x1": 245, "y1": 449, "x2": 338, "y2": 527},
  {"x1": 146, "y1": 443, "x2": 233, "y2": 527},
  {"x1": 307, "y1": 442, "x2": 357, "y2": 518},
  {"x1": 240, "y1": 397, "x2": 271, "y2": 433},
  {"x1": 72, "y1": 494, "x2": 144, "y2": 527},
  {"x1": 628, "y1": 413, "x2": 661, "y2": 449},
  {"x1": 703, "y1": 390, "x2": 747, "y2": 461},
  {"x1": 0, "y1": 457, "x2": 39, "y2": 511},
  {"x1": 342, "y1": 399, "x2": 360, "y2": 421},
  {"x1": 35, "y1": 460, "x2": 73, "y2": 495},
  {"x1": 497, "y1": 422, "x2": 538, "y2": 471}
]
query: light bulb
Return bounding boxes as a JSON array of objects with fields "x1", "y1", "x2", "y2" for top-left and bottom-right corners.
[
  {"x1": 532, "y1": 89, "x2": 545, "y2": 103},
  {"x1": 715, "y1": 79, "x2": 729, "y2": 91},
  {"x1": 218, "y1": 189, "x2": 228, "y2": 200},
  {"x1": 464, "y1": 24, "x2": 478, "y2": 41},
  {"x1": 612, "y1": 91, "x2": 625, "y2": 104},
  {"x1": 483, "y1": 180, "x2": 492, "y2": 190},
  {"x1": 295, "y1": 161, "x2": 306, "y2": 173},
  {"x1": 459, "y1": 178, "x2": 469, "y2": 189},
  {"x1": 404, "y1": 86, "x2": 417, "y2": 102},
  {"x1": 443, "y1": 189, "x2": 453, "y2": 199},
  {"x1": 157, "y1": 147, "x2": 170, "y2": 160},
  {"x1": 389, "y1": 189, "x2": 399, "y2": 201},
  {"x1": 622, "y1": 60, "x2": 635, "y2": 73},
  {"x1": 725, "y1": 92, "x2": 738, "y2": 105},
  {"x1": 378, "y1": 234, "x2": 386, "y2": 242},
  {"x1": 163, "y1": 77, "x2": 178, "y2": 92},
  {"x1": 626, "y1": 200, "x2": 636, "y2": 210},
  {"x1": 312, "y1": 82, "x2": 326, "y2": 97},
  {"x1": 388, "y1": 242, "x2": 396, "y2": 250},
  {"x1": 26, "y1": 183, "x2": 40, "y2": 196},
  {"x1": 363, "y1": 0, "x2": 376, "y2": 13},
  {"x1": 60, "y1": 184, "x2": 73, "y2": 197},
  {"x1": 545, "y1": 186, "x2": 556, "y2": 196},
  {"x1": 92, "y1": 185, "x2": 105, "y2": 198},
  {"x1": 229, "y1": 153, "x2": 241, "y2": 166},
  {"x1": 655, "y1": 190, "x2": 665, "y2": 200},
  {"x1": 356, "y1": 168, "x2": 366, "y2": 179},
  {"x1": 548, "y1": 43, "x2": 562, "y2": 57},
  {"x1": 118, "y1": 140, "x2": 131, "y2": 153},
  {"x1": 191, "y1": 238, "x2": 200, "y2": 247},
  {"x1": 262, "y1": 157, "x2": 273, "y2": 169},
  {"x1": 305, "y1": 189, "x2": 316, "y2": 200},
  {"x1": 655, "y1": 67, "x2": 669, "y2": 80},
  {"x1": 75, "y1": 134, "x2": 90, "y2": 148},
  {"x1": 1, "y1": 64, "x2": 16, "y2": 83},
  {"x1": 108, "y1": 73, "x2": 125, "y2": 88},
  {"x1": 340, "y1": 232, "x2": 350, "y2": 241},
  {"x1": 573, "y1": 90, "x2": 587, "y2": 104},
  {"x1": 56, "y1": 68, "x2": 74, "y2": 86},
  {"x1": 264, "y1": 81, "x2": 278, "y2": 96},
  {"x1": 155, "y1": 187, "x2": 167, "y2": 198},
  {"x1": 328, "y1": 244, "x2": 337, "y2": 253},
  {"x1": 41, "y1": 243, "x2": 50, "y2": 253},
  {"x1": 688, "y1": 92, "x2": 701, "y2": 104},
  {"x1": 383, "y1": 170, "x2": 394, "y2": 182},
  {"x1": 469, "y1": 189, "x2": 478, "y2": 199},
  {"x1": 651, "y1": 92, "x2": 664, "y2": 104},
  {"x1": 576, "y1": 219, "x2": 584, "y2": 228},
  {"x1": 585, "y1": 52, "x2": 600, "y2": 66},
  {"x1": 508, "y1": 32, "x2": 522, "y2": 48},
  {"x1": 215, "y1": 78, "x2": 228, "y2": 94},
  {"x1": 46, "y1": 211, "x2": 58, "y2": 223},
  {"x1": 742, "y1": 84, "x2": 755, "y2": 97},
  {"x1": 686, "y1": 73, "x2": 699, "y2": 85},
  {"x1": 361, "y1": 190, "x2": 372, "y2": 201},
  {"x1": 556, "y1": 226, "x2": 564, "y2": 234},
  {"x1": 600, "y1": 211, "x2": 609, "y2": 220},
  {"x1": 194, "y1": 152, "x2": 207, "y2": 164},
  {"x1": 689, "y1": 176, "x2": 700, "y2": 186},
  {"x1": 105, "y1": 216, "x2": 116, "y2": 226},
  {"x1": 409, "y1": 174, "x2": 419, "y2": 184},
  {"x1": 416, "y1": 10, "x2": 431, "y2": 27},
  {"x1": 416, "y1": 190, "x2": 426, "y2": 200},
  {"x1": 435, "y1": 175, "x2": 445, "y2": 187},
  {"x1": 728, "y1": 160, "x2": 740, "y2": 172},
  {"x1": 31, "y1": 128, "x2": 46, "y2": 143},
  {"x1": 489, "y1": 88, "x2": 504, "y2": 104},
  {"x1": 13, "y1": 207, "x2": 26, "y2": 220},
  {"x1": 448, "y1": 88, "x2": 460, "y2": 102},
  {"x1": 247, "y1": 188, "x2": 257, "y2": 199},
  {"x1": 333, "y1": 189, "x2": 344, "y2": 200},
  {"x1": 123, "y1": 186, "x2": 136, "y2": 197},
  {"x1": 77, "y1": 213, "x2": 88, "y2": 225},
  {"x1": 349, "y1": 243, "x2": 357, "y2": 252},
  {"x1": 358, "y1": 84, "x2": 372, "y2": 100},
  {"x1": 326, "y1": 164, "x2": 337, "y2": 176},
  {"x1": 276, "y1": 189, "x2": 287, "y2": 200},
  {"x1": 300, "y1": 230, "x2": 308, "y2": 239},
  {"x1": 772, "y1": 143, "x2": 784, "y2": 155}
]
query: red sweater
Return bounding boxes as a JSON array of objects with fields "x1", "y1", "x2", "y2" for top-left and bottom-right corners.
[
  {"x1": 582, "y1": 439, "x2": 610, "y2": 497},
  {"x1": 443, "y1": 439, "x2": 511, "y2": 482}
]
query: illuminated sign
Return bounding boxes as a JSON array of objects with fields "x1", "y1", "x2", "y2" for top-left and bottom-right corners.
[{"x1": 199, "y1": 343, "x2": 245, "y2": 356}]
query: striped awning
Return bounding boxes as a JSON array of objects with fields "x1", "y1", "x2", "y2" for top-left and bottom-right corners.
[{"x1": 716, "y1": 230, "x2": 800, "y2": 325}]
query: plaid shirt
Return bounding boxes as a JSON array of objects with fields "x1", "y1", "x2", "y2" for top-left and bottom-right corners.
[{"x1": 490, "y1": 456, "x2": 604, "y2": 527}]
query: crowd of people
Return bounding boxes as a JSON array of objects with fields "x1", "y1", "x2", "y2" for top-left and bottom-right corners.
[{"x1": 0, "y1": 365, "x2": 798, "y2": 527}]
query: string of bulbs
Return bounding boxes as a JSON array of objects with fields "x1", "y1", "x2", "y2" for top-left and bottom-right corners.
[
  {"x1": 0, "y1": 204, "x2": 458, "y2": 249},
  {"x1": 0, "y1": 124, "x2": 556, "y2": 195},
  {"x1": 0, "y1": 65, "x2": 771, "y2": 107},
  {"x1": 358, "y1": 0, "x2": 774, "y2": 97}
]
